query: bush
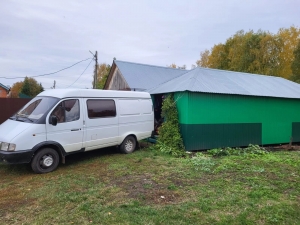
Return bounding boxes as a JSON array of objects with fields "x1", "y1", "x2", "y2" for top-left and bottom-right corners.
[{"x1": 155, "y1": 94, "x2": 185, "y2": 157}]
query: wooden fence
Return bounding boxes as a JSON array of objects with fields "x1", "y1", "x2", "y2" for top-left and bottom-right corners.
[{"x1": 0, "y1": 98, "x2": 32, "y2": 124}]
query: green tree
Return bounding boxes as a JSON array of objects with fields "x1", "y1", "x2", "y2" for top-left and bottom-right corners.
[
  {"x1": 228, "y1": 30, "x2": 265, "y2": 73},
  {"x1": 291, "y1": 40, "x2": 300, "y2": 83},
  {"x1": 20, "y1": 77, "x2": 44, "y2": 97},
  {"x1": 156, "y1": 94, "x2": 185, "y2": 157},
  {"x1": 21, "y1": 77, "x2": 31, "y2": 97},
  {"x1": 96, "y1": 63, "x2": 111, "y2": 89},
  {"x1": 208, "y1": 43, "x2": 228, "y2": 70},
  {"x1": 258, "y1": 33, "x2": 283, "y2": 76},
  {"x1": 39, "y1": 83, "x2": 44, "y2": 92}
]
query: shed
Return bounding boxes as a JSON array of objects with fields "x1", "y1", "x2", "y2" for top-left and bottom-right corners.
[
  {"x1": 148, "y1": 67, "x2": 300, "y2": 150},
  {"x1": 105, "y1": 60, "x2": 300, "y2": 150}
]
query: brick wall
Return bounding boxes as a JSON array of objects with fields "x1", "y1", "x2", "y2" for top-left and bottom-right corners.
[{"x1": 0, "y1": 87, "x2": 8, "y2": 98}]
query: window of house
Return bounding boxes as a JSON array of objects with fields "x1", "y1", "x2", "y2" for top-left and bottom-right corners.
[{"x1": 87, "y1": 99, "x2": 116, "y2": 118}]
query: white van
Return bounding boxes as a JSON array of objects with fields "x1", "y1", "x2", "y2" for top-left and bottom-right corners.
[{"x1": 0, "y1": 89, "x2": 154, "y2": 173}]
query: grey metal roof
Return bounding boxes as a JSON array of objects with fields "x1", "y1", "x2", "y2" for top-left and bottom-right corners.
[
  {"x1": 147, "y1": 67, "x2": 300, "y2": 99},
  {"x1": 114, "y1": 60, "x2": 187, "y2": 90},
  {"x1": 0, "y1": 83, "x2": 9, "y2": 91}
]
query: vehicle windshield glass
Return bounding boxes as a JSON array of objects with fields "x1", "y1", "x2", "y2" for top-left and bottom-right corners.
[{"x1": 11, "y1": 97, "x2": 59, "y2": 123}]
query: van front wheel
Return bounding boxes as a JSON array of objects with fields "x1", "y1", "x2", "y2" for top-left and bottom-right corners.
[
  {"x1": 120, "y1": 136, "x2": 136, "y2": 154},
  {"x1": 31, "y1": 148, "x2": 59, "y2": 174}
]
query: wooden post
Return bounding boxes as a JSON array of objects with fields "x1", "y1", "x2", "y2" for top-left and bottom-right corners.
[
  {"x1": 95, "y1": 51, "x2": 98, "y2": 89},
  {"x1": 89, "y1": 50, "x2": 98, "y2": 89}
]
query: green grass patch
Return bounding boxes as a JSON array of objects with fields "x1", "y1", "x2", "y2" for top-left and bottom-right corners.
[{"x1": 0, "y1": 147, "x2": 299, "y2": 224}]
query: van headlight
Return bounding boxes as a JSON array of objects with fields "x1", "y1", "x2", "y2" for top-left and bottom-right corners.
[{"x1": 0, "y1": 142, "x2": 16, "y2": 151}]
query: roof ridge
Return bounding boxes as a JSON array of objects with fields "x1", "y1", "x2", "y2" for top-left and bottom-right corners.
[
  {"x1": 115, "y1": 60, "x2": 188, "y2": 71},
  {"x1": 146, "y1": 67, "x2": 195, "y2": 92},
  {"x1": 196, "y1": 66, "x2": 284, "y2": 80}
]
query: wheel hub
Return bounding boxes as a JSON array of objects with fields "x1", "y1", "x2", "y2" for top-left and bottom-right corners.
[
  {"x1": 125, "y1": 140, "x2": 133, "y2": 151},
  {"x1": 42, "y1": 155, "x2": 53, "y2": 167}
]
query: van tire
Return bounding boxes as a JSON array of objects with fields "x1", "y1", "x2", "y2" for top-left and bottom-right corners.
[
  {"x1": 120, "y1": 136, "x2": 136, "y2": 154},
  {"x1": 31, "y1": 148, "x2": 59, "y2": 174}
]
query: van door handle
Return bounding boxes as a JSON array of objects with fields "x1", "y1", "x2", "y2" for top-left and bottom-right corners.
[{"x1": 71, "y1": 128, "x2": 81, "y2": 131}]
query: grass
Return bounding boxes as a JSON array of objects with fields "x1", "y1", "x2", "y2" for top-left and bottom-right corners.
[{"x1": 0, "y1": 145, "x2": 299, "y2": 225}]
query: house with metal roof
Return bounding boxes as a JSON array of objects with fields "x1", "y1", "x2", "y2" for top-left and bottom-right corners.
[
  {"x1": 104, "y1": 60, "x2": 187, "y2": 91},
  {"x1": 105, "y1": 60, "x2": 300, "y2": 150},
  {"x1": 0, "y1": 83, "x2": 10, "y2": 98}
]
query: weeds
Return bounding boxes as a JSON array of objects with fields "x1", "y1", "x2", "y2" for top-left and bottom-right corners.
[
  {"x1": 188, "y1": 152, "x2": 216, "y2": 172},
  {"x1": 207, "y1": 144, "x2": 268, "y2": 157}
]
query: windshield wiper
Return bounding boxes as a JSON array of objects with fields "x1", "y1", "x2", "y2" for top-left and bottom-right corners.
[
  {"x1": 12, "y1": 114, "x2": 35, "y2": 123},
  {"x1": 17, "y1": 116, "x2": 34, "y2": 123},
  {"x1": 16, "y1": 117, "x2": 25, "y2": 122},
  {"x1": 25, "y1": 117, "x2": 34, "y2": 122}
]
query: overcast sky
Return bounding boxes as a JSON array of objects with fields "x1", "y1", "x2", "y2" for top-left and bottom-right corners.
[{"x1": 0, "y1": 0, "x2": 299, "y2": 89}]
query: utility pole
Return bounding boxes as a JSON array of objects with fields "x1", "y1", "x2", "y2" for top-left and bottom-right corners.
[
  {"x1": 52, "y1": 80, "x2": 56, "y2": 89},
  {"x1": 90, "y1": 51, "x2": 98, "y2": 89},
  {"x1": 95, "y1": 51, "x2": 98, "y2": 89}
]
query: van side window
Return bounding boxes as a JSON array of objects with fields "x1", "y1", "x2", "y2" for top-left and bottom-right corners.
[
  {"x1": 51, "y1": 99, "x2": 80, "y2": 123},
  {"x1": 87, "y1": 99, "x2": 116, "y2": 118}
]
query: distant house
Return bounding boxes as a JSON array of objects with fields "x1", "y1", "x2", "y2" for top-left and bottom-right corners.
[
  {"x1": 105, "y1": 60, "x2": 300, "y2": 150},
  {"x1": 0, "y1": 83, "x2": 10, "y2": 98},
  {"x1": 104, "y1": 60, "x2": 187, "y2": 91}
]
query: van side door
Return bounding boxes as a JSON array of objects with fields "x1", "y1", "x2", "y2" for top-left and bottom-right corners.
[
  {"x1": 84, "y1": 98, "x2": 119, "y2": 151},
  {"x1": 46, "y1": 98, "x2": 84, "y2": 153}
]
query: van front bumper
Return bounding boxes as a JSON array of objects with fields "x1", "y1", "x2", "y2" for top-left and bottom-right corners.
[{"x1": 0, "y1": 150, "x2": 34, "y2": 164}]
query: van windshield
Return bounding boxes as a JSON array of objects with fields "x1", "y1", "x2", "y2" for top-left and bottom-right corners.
[{"x1": 10, "y1": 97, "x2": 59, "y2": 123}]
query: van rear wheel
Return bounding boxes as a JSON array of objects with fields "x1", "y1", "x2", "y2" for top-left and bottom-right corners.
[
  {"x1": 31, "y1": 148, "x2": 59, "y2": 174},
  {"x1": 120, "y1": 136, "x2": 136, "y2": 154}
]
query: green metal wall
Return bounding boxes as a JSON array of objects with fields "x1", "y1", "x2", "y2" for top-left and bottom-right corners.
[{"x1": 174, "y1": 92, "x2": 300, "y2": 151}]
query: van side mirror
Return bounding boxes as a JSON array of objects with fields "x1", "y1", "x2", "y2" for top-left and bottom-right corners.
[{"x1": 50, "y1": 115, "x2": 58, "y2": 126}]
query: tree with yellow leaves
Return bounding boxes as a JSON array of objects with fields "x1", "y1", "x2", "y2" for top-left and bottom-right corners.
[
  {"x1": 196, "y1": 26, "x2": 300, "y2": 80},
  {"x1": 96, "y1": 63, "x2": 111, "y2": 89}
]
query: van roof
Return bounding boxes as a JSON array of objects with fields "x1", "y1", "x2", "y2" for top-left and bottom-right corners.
[{"x1": 37, "y1": 89, "x2": 151, "y2": 99}]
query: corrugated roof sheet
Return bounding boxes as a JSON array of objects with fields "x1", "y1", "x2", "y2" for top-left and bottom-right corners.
[
  {"x1": 147, "y1": 67, "x2": 300, "y2": 99},
  {"x1": 114, "y1": 60, "x2": 187, "y2": 90},
  {"x1": 0, "y1": 83, "x2": 10, "y2": 91}
]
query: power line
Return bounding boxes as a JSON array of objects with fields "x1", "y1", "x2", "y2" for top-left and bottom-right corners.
[
  {"x1": 66, "y1": 58, "x2": 94, "y2": 88},
  {"x1": 0, "y1": 57, "x2": 92, "y2": 79}
]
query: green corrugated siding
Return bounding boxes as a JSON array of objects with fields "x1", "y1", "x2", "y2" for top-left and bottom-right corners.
[
  {"x1": 174, "y1": 92, "x2": 300, "y2": 150},
  {"x1": 180, "y1": 123, "x2": 262, "y2": 150}
]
